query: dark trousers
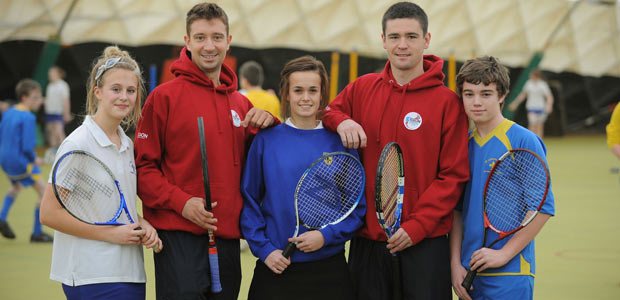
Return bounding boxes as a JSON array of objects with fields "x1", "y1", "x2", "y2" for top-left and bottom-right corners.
[
  {"x1": 154, "y1": 230, "x2": 241, "y2": 300},
  {"x1": 348, "y1": 236, "x2": 451, "y2": 300},
  {"x1": 248, "y1": 252, "x2": 353, "y2": 300}
]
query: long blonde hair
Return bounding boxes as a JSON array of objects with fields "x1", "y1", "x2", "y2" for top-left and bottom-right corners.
[{"x1": 85, "y1": 45, "x2": 144, "y2": 128}]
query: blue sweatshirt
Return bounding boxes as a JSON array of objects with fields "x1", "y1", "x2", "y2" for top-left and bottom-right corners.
[
  {"x1": 241, "y1": 123, "x2": 366, "y2": 262},
  {"x1": 0, "y1": 104, "x2": 37, "y2": 176}
]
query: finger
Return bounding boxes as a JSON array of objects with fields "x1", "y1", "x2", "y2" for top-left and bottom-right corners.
[
  {"x1": 339, "y1": 132, "x2": 349, "y2": 148},
  {"x1": 260, "y1": 114, "x2": 273, "y2": 128},
  {"x1": 241, "y1": 111, "x2": 253, "y2": 127},
  {"x1": 345, "y1": 131, "x2": 353, "y2": 148},
  {"x1": 359, "y1": 130, "x2": 367, "y2": 148}
]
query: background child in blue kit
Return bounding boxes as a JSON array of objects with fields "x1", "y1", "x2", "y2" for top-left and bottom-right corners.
[
  {"x1": 450, "y1": 56, "x2": 555, "y2": 300},
  {"x1": 0, "y1": 78, "x2": 53, "y2": 242}
]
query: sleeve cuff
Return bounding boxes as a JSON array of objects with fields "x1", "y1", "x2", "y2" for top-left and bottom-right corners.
[
  {"x1": 401, "y1": 219, "x2": 426, "y2": 246},
  {"x1": 169, "y1": 188, "x2": 193, "y2": 215}
]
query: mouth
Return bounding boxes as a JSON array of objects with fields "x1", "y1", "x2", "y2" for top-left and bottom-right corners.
[{"x1": 201, "y1": 53, "x2": 218, "y2": 61}]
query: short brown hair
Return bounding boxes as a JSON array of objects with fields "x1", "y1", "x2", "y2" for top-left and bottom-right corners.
[
  {"x1": 186, "y1": 2, "x2": 229, "y2": 36},
  {"x1": 15, "y1": 79, "x2": 41, "y2": 102},
  {"x1": 279, "y1": 56, "x2": 329, "y2": 121},
  {"x1": 239, "y1": 61, "x2": 264, "y2": 87},
  {"x1": 382, "y1": 2, "x2": 428, "y2": 35},
  {"x1": 456, "y1": 56, "x2": 510, "y2": 106}
]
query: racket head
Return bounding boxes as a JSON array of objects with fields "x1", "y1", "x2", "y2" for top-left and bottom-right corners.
[
  {"x1": 375, "y1": 142, "x2": 405, "y2": 238},
  {"x1": 294, "y1": 152, "x2": 365, "y2": 230},
  {"x1": 52, "y1": 150, "x2": 125, "y2": 225},
  {"x1": 483, "y1": 148, "x2": 550, "y2": 239}
]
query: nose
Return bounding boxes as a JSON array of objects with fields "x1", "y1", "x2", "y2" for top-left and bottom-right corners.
[
  {"x1": 397, "y1": 37, "x2": 408, "y2": 49},
  {"x1": 203, "y1": 38, "x2": 216, "y2": 51}
]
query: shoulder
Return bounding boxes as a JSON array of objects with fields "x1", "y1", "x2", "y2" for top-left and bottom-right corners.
[
  {"x1": 354, "y1": 73, "x2": 382, "y2": 87},
  {"x1": 507, "y1": 123, "x2": 546, "y2": 149}
]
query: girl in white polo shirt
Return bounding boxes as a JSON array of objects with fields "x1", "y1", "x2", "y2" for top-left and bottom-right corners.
[{"x1": 40, "y1": 46, "x2": 162, "y2": 300}]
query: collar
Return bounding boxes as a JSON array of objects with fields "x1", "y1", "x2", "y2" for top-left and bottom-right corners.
[
  {"x1": 285, "y1": 118, "x2": 324, "y2": 130},
  {"x1": 14, "y1": 104, "x2": 30, "y2": 112},
  {"x1": 83, "y1": 115, "x2": 129, "y2": 152}
]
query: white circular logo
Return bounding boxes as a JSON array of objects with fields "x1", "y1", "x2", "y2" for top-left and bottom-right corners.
[
  {"x1": 403, "y1": 112, "x2": 422, "y2": 130},
  {"x1": 231, "y1": 110, "x2": 241, "y2": 127}
]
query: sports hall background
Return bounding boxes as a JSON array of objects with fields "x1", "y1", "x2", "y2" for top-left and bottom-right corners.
[{"x1": 0, "y1": 1, "x2": 619, "y2": 299}]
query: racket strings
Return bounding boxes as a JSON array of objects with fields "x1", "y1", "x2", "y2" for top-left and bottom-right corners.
[
  {"x1": 297, "y1": 155, "x2": 364, "y2": 229},
  {"x1": 55, "y1": 154, "x2": 122, "y2": 223},
  {"x1": 380, "y1": 149, "x2": 401, "y2": 227},
  {"x1": 485, "y1": 151, "x2": 548, "y2": 232}
]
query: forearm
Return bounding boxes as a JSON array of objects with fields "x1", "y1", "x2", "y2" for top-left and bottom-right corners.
[
  {"x1": 611, "y1": 144, "x2": 620, "y2": 160},
  {"x1": 500, "y1": 213, "x2": 551, "y2": 260},
  {"x1": 40, "y1": 184, "x2": 117, "y2": 242},
  {"x1": 449, "y1": 211, "x2": 464, "y2": 266}
]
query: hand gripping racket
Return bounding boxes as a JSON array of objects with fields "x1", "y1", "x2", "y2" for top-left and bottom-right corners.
[
  {"x1": 461, "y1": 148, "x2": 550, "y2": 290},
  {"x1": 375, "y1": 142, "x2": 404, "y2": 300},
  {"x1": 52, "y1": 150, "x2": 160, "y2": 252},
  {"x1": 197, "y1": 117, "x2": 222, "y2": 293},
  {"x1": 282, "y1": 152, "x2": 365, "y2": 258}
]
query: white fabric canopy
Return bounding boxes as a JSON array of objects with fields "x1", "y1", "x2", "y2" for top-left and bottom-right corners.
[{"x1": 1, "y1": 0, "x2": 619, "y2": 77}]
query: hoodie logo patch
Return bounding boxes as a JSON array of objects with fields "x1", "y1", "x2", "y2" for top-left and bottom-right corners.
[
  {"x1": 404, "y1": 112, "x2": 422, "y2": 130},
  {"x1": 231, "y1": 110, "x2": 241, "y2": 127}
]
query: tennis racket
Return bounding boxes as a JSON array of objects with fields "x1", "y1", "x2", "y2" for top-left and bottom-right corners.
[
  {"x1": 197, "y1": 117, "x2": 222, "y2": 293},
  {"x1": 52, "y1": 150, "x2": 160, "y2": 252},
  {"x1": 461, "y1": 148, "x2": 550, "y2": 290},
  {"x1": 375, "y1": 142, "x2": 404, "y2": 300},
  {"x1": 282, "y1": 152, "x2": 365, "y2": 258}
]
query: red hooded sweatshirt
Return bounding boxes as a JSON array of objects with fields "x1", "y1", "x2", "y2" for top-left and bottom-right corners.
[
  {"x1": 134, "y1": 48, "x2": 275, "y2": 238},
  {"x1": 322, "y1": 55, "x2": 470, "y2": 245}
]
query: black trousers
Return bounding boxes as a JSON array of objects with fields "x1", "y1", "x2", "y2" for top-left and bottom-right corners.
[
  {"x1": 348, "y1": 236, "x2": 451, "y2": 300},
  {"x1": 153, "y1": 230, "x2": 241, "y2": 300},
  {"x1": 248, "y1": 252, "x2": 353, "y2": 300}
]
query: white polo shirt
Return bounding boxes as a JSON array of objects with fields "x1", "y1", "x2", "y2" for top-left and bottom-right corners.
[
  {"x1": 45, "y1": 79, "x2": 70, "y2": 115},
  {"x1": 48, "y1": 115, "x2": 145, "y2": 286},
  {"x1": 524, "y1": 79, "x2": 552, "y2": 111}
]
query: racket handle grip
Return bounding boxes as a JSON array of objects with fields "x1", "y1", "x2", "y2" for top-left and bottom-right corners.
[
  {"x1": 209, "y1": 250, "x2": 222, "y2": 293},
  {"x1": 461, "y1": 269, "x2": 477, "y2": 290},
  {"x1": 134, "y1": 227, "x2": 161, "y2": 253},
  {"x1": 282, "y1": 242, "x2": 296, "y2": 258}
]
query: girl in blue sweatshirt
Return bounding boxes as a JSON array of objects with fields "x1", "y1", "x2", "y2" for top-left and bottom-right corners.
[{"x1": 240, "y1": 56, "x2": 366, "y2": 300}]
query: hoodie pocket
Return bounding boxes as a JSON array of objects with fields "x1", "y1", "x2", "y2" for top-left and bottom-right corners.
[{"x1": 402, "y1": 186, "x2": 419, "y2": 219}]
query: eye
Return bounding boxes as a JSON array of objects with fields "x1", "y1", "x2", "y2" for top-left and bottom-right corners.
[
  {"x1": 195, "y1": 35, "x2": 205, "y2": 41},
  {"x1": 127, "y1": 88, "x2": 136, "y2": 94},
  {"x1": 112, "y1": 87, "x2": 121, "y2": 93},
  {"x1": 482, "y1": 92, "x2": 492, "y2": 97}
]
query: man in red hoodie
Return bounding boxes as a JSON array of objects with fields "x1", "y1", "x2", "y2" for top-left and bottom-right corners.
[
  {"x1": 134, "y1": 3, "x2": 276, "y2": 299},
  {"x1": 322, "y1": 2, "x2": 470, "y2": 299}
]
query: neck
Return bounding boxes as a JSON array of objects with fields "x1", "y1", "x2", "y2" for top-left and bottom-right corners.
[
  {"x1": 476, "y1": 116, "x2": 505, "y2": 138},
  {"x1": 206, "y1": 67, "x2": 222, "y2": 87},
  {"x1": 246, "y1": 86, "x2": 262, "y2": 92},
  {"x1": 290, "y1": 116, "x2": 318, "y2": 130},
  {"x1": 391, "y1": 63, "x2": 424, "y2": 85},
  {"x1": 93, "y1": 114, "x2": 122, "y2": 145}
]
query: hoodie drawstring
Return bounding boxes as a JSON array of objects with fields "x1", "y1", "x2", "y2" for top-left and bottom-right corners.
[
  {"x1": 394, "y1": 85, "x2": 408, "y2": 142},
  {"x1": 376, "y1": 81, "x2": 393, "y2": 144},
  {"x1": 223, "y1": 92, "x2": 240, "y2": 166}
]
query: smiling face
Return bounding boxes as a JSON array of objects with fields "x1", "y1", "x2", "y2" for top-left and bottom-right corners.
[
  {"x1": 94, "y1": 68, "x2": 138, "y2": 123},
  {"x1": 382, "y1": 18, "x2": 430, "y2": 79},
  {"x1": 462, "y1": 81, "x2": 505, "y2": 130},
  {"x1": 287, "y1": 71, "x2": 322, "y2": 124},
  {"x1": 184, "y1": 18, "x2": 231, "y2": 82}
]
